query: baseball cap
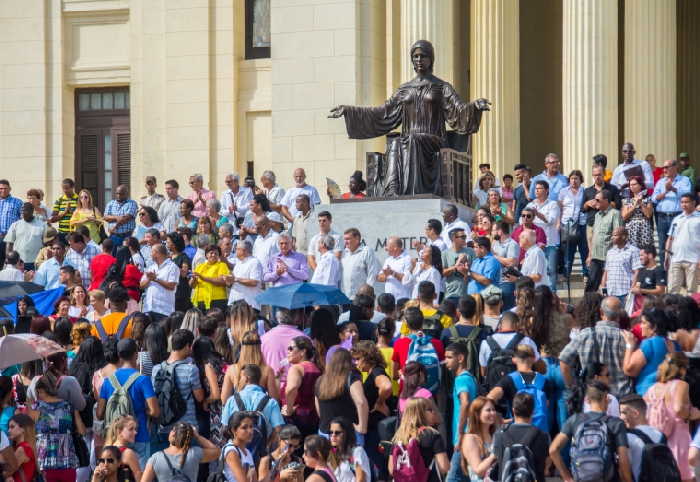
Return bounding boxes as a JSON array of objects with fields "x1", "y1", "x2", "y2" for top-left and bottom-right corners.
[
  {"x1": 679, "y1": 152, "x2": 689, "y2": 158},
  {"x1": 267, "y1": 211, "x2": 284, "y2": 225},
  {"x1": 482, "y1": 285, "x2": 503, "y2": 305}
]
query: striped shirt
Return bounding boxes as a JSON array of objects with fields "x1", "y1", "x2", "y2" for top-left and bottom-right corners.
[{"x1": 52, "y1": 193, "x2": 79, "y2": 233}]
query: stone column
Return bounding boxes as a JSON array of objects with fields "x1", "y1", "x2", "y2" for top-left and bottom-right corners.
[
  {"x1": 470, "y1": 0, "x2": 520, "y2": 179},
  {"x1": 624, "y1": 0, "x2": 677, "y2": 161},
  {"x1": 400, "y1": 0, "x2": 455, "y2": 85},
  {"x1": 562, "y1": 0, "x2": 618, "y2": 174}
]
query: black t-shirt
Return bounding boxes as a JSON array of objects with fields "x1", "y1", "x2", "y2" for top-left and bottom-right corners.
[
  {"x1": 316, "y1": 370, "x2": 363, "y2": 433},
  {"x1": 492, "y1": 423, "x2": 550, "y2": 482},
  {"x1": 583, "y1": 183, "x2": 622, "y2": 226},
  {"x1": 417, "y1": 428, "x2": 447, "y2": 482},
  {"x1": 637, "y1": 266, "x2": 667, "y2": 290},
  {"x1": 440, "y1": 324, "x2": 492, "y2": 349},
  {"x1": 363, "y1": 366, "x2": 387, "y2": 410}
]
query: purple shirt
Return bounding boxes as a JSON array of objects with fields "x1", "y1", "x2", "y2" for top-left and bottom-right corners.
[
  {"x1": 263, "y1": 251, "x2": 309, "y2": 286},
  {"x1": 261, "y1": 324, "x2": 309, "y2": 373}
]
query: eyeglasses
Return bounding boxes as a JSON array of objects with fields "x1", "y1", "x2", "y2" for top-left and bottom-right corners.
[
  {"x1": 98, "y1": 458, "x2": 115, "y2": 464},
  {"x1": 454, "y1": 235, "x2": 467, "y2": 239},
  {"x1": 521, "y1": 214, "x2": 533, "y2": 219},
  {"x1": 329, "y1": 430, "x2": 344, "y2": 436}
]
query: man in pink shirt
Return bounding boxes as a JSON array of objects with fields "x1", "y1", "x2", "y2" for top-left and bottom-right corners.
[
  {"x1": 187, "y1": 173, "x2": 216, "y2": 218},
  {"x1": 261, "y1": 307, "x2": 309, "y2": 374}
]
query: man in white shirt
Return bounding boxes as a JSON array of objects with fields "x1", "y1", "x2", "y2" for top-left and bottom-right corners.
[
  {"x1": 492, "y1": 221, "x2": 520, "y2": 310},
  {"x1": 252, "y1": 216, "x2": 280, "y2": 270},
  {"x1": 519, "y1": 230, "x2": 549, "y2": 288},
  {"x1": 139, "y1": 244, "x2": 179, "y2": 322},
  {"x1": 425, "y1": 218, "x2": 447, "y2": 251},
  {"x1": 226, "y1": 240, "x2": 263, "y2": 309},
  {"x1": 307, "y1": 211, "x2": 342, "y2": 271},
  {"x1": 0, "y1": 251, "x2": 25, "y2": 281},
  {"x1": 157, "y1": 179, "x2": 183, "y2": 234},
  {"x1": 310, "y1": 234, "x2": 340, "y2": 287},
  {"x1": 280, "y1": 168, "x2": 321, "y2": 220},
  {"x1": 665, "y1": 193, "x2": 700, "y2": 294},
  {"x1": 619, "y1": 394, "x2": 665, "y2": 482},
  {"x1": 139, "y1": 176, "x2": 165, "y2": 211},
  {"x1": 260, "y1": 170, "x2": 285, "y2": 206},
  {"x1": 289, "y1": 194, "x2": 315, "y2": 253},
  {"x1": 441, "y1": 204, "x2": 471, "y2": 249},
  {"x1": 5, "y1": 202, "x2": 45, "y2": 272},
  {"x1": 525, "y1": 180, "x2": 561, "y2": 292},
  {"x1": 377, "y1": 237, "x2": 413, "y2": 300},
  {"x1": 219, "y1": 173, "x2": 253, "y2": 224},
  {"x1": 611, "y1": 142, "x2": 654, "y2": 192},
  {"x1": 340, "y1": 228, "x2": 380, "y2": 300},
  {"x1": 139, "y1": 229, "x2": 161, "y2": 269}
]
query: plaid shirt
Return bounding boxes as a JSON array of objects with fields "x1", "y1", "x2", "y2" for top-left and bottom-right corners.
[
  {"x1": 104, "y1": 199, "x2": 138, "y2": 235},
  {"x1": 0, "y1": 195, "x2": 23, "y2": 235},
  {"x1": 560, "y1": 321, "x2": 632, "y2": 397},
  {"x1": 64, "y1": 243, "x2": 99, "y2": 288},
  {"x1": 604, "y1": 243, "x2": 642, "y2": 296}
]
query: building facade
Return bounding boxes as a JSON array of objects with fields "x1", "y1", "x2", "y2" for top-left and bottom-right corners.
[{"x1": 0, "y1": 0, "x2": 697, "y2": 207}]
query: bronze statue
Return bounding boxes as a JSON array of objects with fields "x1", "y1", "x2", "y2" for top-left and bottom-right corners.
[{"x1": 329, "y1": 40, "x2": 490, "y2": 196}]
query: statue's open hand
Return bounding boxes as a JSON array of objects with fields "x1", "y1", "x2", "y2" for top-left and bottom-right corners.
[
  {"x1": 475, "y1": 98, "x2": 491, "y2": 111},
  {"x1": 328, "y1": 105, "x2": 346, "y2": 118}
]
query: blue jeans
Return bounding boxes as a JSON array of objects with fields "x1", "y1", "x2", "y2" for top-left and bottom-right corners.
[
  {"x1": 656, "y1": 212, "x2": 680, "y2": 268},
  {"x1": 545, "y1": 245, "x2": 559, "y2": 292},
  {"x1": 446, "y1": 449, "x2": 469, "y2": 482},
  {"x1": 500, "y1": 281, "x2": 515, "y2": 310},
  {"x1": 616, "y1": 294, "x2": 627, "y2": 306},
  {"x1": 563, "y1": 224, "x2": 589, "y2": 277},
  {"x1": 133, "y1": 441, "x2": 150, "y2": 469}
]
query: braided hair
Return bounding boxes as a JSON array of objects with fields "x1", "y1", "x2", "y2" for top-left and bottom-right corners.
[{"x1": 171, "y1": 422, "x2": 193, "y2": 466}]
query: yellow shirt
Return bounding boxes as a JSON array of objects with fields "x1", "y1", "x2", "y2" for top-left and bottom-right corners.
[
  {"x1": 70, "y1": 208, "x2": 103, "y2": 243},
  {"x1": 399, "y1": 307, "x2": 454, "y2": 336},
  {"x1": 192, "y1": 261, "x2": 230, "y2": 308}
]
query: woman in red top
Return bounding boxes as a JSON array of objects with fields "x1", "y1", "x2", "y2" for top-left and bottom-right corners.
[
  {"x1": 281, "y1": 336, "x2": 321, "y2": 438},
  {"x1": 114, "y1": 247, "x2": 142, "y2": 302},
  {"x1": 8, "y1": 413, "x2": 36, "y2": 482},
  {"x1": 646, "y1": 153, "x2": 664, "y2": 187},
  {"x1": 340, "y1": 171, "x2": 367, "y2": 199}
]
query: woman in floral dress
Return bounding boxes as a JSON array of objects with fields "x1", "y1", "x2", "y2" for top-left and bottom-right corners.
[
  {"x1": 28, "y1": 376, "x2": 79, "y2": 482},
  {"x1": 621, "y1": 176, "x2": 654, "y2": 248}
]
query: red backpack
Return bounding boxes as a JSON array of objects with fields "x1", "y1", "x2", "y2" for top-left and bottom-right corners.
[{"x1": 391, "y1": 433, "x2": 430, "y2": 482}]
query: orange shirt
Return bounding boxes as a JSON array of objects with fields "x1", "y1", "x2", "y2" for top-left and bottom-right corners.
[{"x1": 90, "y1": 312, "x2": 133, "y2": 339}]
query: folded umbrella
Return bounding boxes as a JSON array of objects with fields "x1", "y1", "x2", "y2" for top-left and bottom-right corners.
[
  {"x1": 255, "y1": 282, "x2": 351, "y2": 309},
  {"x1": 0, "y1": 333, "x2": 64, "y2": 370}
]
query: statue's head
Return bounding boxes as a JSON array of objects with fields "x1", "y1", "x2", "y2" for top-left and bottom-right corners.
[{"x1": 410, "y1": 40, "x2": 434, "y2": 75}]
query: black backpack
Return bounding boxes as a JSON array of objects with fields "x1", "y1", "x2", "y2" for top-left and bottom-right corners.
[
  {"x1": 484, "y1": 333, "x2": 524, "y2": 391},
  {"x1": 153, "y1": 362, "x2": 188, "y2": 427},
  {"x1": 496, "y1": 425, "x2": 539, "y2": 482},
  {"x1": 421, "y1": 310, "x2": 444, "y2": 339},
  {"x1": 448, "y1": 325, "x2": 483, "y2": 381},
  {"x1": 628, "y1": 428, "x2": 681, "y2": 482}
]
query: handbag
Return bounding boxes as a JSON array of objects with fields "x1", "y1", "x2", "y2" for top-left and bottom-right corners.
[{"x1": 560, "y1": 219, "x2": 580, "y2": 244}]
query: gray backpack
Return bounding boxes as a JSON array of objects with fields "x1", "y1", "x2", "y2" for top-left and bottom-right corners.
[
  {"x1": 570, "y1": 414, "x2": 614, "y2": 482},
  {"x1": 104, "y1": 372, "x2": 141, "y2": 429}
]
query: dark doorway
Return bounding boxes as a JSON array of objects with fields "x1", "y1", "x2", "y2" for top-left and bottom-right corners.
[{"x1": 75, "y1": 88, "x2": 130, "y2": 210}]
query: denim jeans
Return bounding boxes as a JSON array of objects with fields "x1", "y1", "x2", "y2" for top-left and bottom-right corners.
[
  {"x1": 133, "y1": 441, "x2": 150, "y2": 469},
  {"x1": 563, "y1": 224, "x2": 589, "y2": 277},
  {"x1": 446, "y1": 449, "x2": 469, "y2": 482},
  {"x1": 500, "y1": 281, "x2": 515, "y2": 310},
  {"x1": 656, "y1": 212, "x2": 680, "y2": 267},
  {"x1": 544, "y1": 245, "x2": 559, "y2": 292}
]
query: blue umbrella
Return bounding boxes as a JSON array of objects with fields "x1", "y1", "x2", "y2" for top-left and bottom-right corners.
[{"x1": 255, "y1": 282, "x2": 350, "y2": 309}]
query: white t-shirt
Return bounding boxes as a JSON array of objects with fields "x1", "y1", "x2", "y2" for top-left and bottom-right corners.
[
  {"x1": 333, "y1": 446, "x2": 371, "y2": 482},
  {"x1": 280, "y1": 185, "x2": 322, "y2": 217},
  {"x1": 625, "y1": 425, "x2": 664, "y2": 482},
  {"x1": 583, "y1": 393, "x2": 620, "y2": 418},
  {"x1": 478, "y1": 332, "x2": 540, "y2": 367}
]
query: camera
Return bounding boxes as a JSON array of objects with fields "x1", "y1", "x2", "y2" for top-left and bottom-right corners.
[{"x1": 503, "y1": 266, "x2": 522, "y2": 279}]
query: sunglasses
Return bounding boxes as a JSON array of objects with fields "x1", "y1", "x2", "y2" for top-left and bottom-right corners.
[
  {"x1": 98, "y1": 458, "x2": 115, "y2": 464},
  {"x1": 521, "y1": 214, "x2": 533, "y2": 219},
  {"x1": 454, "y1": 235, "x2": 467, "y2": 239},
  {"x1": 329, "y1": 430, "x2": 344, "y2": 436}
]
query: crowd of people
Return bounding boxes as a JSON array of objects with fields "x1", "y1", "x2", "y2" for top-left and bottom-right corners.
[{"x1": 0, "y1": 144, "x2": 697, "y2": 482}]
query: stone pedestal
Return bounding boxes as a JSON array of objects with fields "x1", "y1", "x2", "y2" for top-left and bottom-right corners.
[{"x1": 321, "y1": 197, "x2": 473, "y2": 265}]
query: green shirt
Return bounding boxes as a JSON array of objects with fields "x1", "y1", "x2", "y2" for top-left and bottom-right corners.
[
  {"x1": 441, "y1": 246, "x2": 475, "y2": 298},
  {"x1": 52, "y1": 193, "x2": 78, "y2": 233},
  {"x1": 681, "y1": 166, "x2": 696, "y2": 189},
  {"x1": 591, "y1": 208, "x2": 623, "y2": 260}
]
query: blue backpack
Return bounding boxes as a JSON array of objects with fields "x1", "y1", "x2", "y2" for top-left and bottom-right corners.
[
  {"x1": 407, "y1": 334, "x2": 441, "y2": 392},
  {"x1": 509, "y1": 372, "x2": 549, "y2": 433}
]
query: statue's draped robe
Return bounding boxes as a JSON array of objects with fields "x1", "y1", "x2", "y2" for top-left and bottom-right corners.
[{"x1": 343, "y1": 75, "x2": 482, "y2": 196}]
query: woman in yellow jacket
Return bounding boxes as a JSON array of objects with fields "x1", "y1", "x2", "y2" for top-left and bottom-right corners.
[{"x1": 190, "y1": 244, "x2": 230, "y2": 311}]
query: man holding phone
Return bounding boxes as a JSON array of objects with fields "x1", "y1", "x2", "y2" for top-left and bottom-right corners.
[{"x1": 441, "y1": 227, "x2": 475, "y2": 303}]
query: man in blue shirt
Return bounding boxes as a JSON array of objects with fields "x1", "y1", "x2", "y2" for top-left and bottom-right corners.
[
  {"x1": 96, "y1": 338, "x2": 159, "y2": 467},
  {"x1": 103, "y1": 184, "x2": 138, "y2": 255},
  {"x1": 467, "y1": 237, "x2": 501, "y2": 294},
  {"x1": 33, "y1": 240, "x2": 66, "y2": 290},
  {"x1": 529, "y1": 153, "x2": 569, "y2": 201},
  {"x1": 0, "y1": 179, "x2": 23, "y2": 268},
  {"x1": 221, "y1": 364, "x2": 285, "y2": 439},
  {"x1": 444, "y1": 342, "x2": 479, "y2": 482},
  {"x1": 652, "y1": 158, "x2": 692, "y2": 267}
]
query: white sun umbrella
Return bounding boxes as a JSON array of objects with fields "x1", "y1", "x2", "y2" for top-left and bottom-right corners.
[{"x1": 0, "y1": 333, "x2": 65, "y2": 370}]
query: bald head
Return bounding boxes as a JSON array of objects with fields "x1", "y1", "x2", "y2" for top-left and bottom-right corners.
[
  {"x1": 518, "y1": 229, "x2": 536, "y2": 249},
  {"x1": 386, "y1": 236, "x2": 403, "y2": 256},
  {"x1": 293, "y1": 168, "x2": 306, "y2": 187},
  {"x1": 601, "y1": 296, "x2": 621, "y2": 321},
  {"x1": 612, "y1": 226, "x2": 628, "y2": 247}
]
